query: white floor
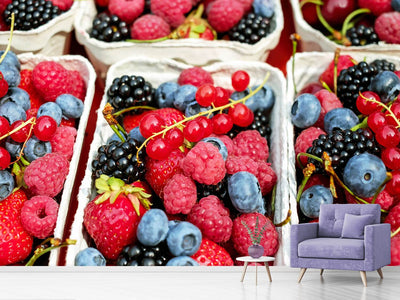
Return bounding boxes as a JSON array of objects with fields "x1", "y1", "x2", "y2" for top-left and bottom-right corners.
[{"x1": 1, "y1": 266, "x2": 399, "y2": 300}]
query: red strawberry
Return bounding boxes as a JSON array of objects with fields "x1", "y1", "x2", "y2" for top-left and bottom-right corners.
[
  {"x1": 319, "y1": 55, "x2": 355, "y2": 90},
  {"x1": 152, "y1": 107, "x2": 185, "y2": 127},
  {"x1": 123, "y1": 111, "x2": 153, "y2": 134},
  {"x1": 191, "y1": 238, "x2": 234, "y2": 266},
  {"x1": 0, "y1": 189, "x2": 33, "y2": 266},
  {"x1": 18, "y1": 69, "x2": 44, "y2": 110}
]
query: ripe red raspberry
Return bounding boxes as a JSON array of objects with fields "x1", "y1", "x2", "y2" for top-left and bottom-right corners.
[
  {"x1": 163, "y1": 174, "x2": 197, "y2": 215},
  {"x1": 346, "y1": 190, "x2": 394, "y2": 211},
  {"x1": 191, "y1": 238, "x2": 234, "y2": 266},
  {"x1": 295, "y1": 127, "x2": 326, "y2": 166},
  {"x1": 24, "y1": 153, "x2": 70, "y2": 197},
  {"x1": 151, "y1": 0, "x2": 192, "y2": 28},
  {"x1": 390, "y1": 234, "x2": 400, "y2": 266},
  {"x1": 375, "y1": 12, "x2": 400, "y2": 44},
  {"x1": 256, "y1": 161, "x2": 277, "y2": 195},
  {"x1": 314, "y1": 89, "x2": 343, "y2": 127},
  {"x1": 180, "y1": 141, "x2": 226, "y2": 185},
  {"x1": 232, "y1": 130, "x2": 269, "y2": 161},
  {"x1": 319, "y1": 55, "x2": 355, "y2": 90},
  {"x1": 231, "y1": 212, "x2": 279, "y2": 256},
  {"x1": 50, "y1": 126, "x2": 77, "y2": 161},
  {"x1": 49, "y1": 0, "x2": 73, "y2": 10},
  {"x1": 187, "y1": 195, "x2": 233, "y2": 243},
  {"x1": 358, "y1": 0, "x2": 393, "y2": 16},
  {"x1": 235, "y1": 0, "x2": 253, "y2": 13},
  {"x1": 0, "y1": 0, "x2": 11, "y2": 14},
  {"x1": 226, "y1": 156, "x2": 258, "y2": 175},
  {"x1": 131, "y1": 14, "x2": 171, "y2": 40},
  {"x1": 68, "y1": 70, "x2": 86, "y2": 101},
  {"x1": 178, "y1": 67, "x2": 214, "y2": 87},
  {"x1": 207, "y1": 0, "x2": 244, "y2": 32},
  {"x1": 385, "y1": 203, "x2": 400, "y2": 231},
  {"x1": 20, "y1": 195, "x2": 59, "y2": 239},
  {"x1": 109, "y1": 0, "x2": 144, "y2": 23}
]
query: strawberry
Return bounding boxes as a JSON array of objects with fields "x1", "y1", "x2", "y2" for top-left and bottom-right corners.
[
  {"x1": 319, "y1": 55, "x2": 355, "y2": 90},
  {"x1": 0, "y1": 189, "x2": 33, "y2": 266},
  {"x1": 152, "y1": 107, "x2": 185, "y2": 127},
  {"x1": 123, "y1": 110, "x2": 153, "y2": 134},
  {"x1": 83, "y1": 176, "x2": 152, "y2": 260},
  {"x1": 191, "y1": 238, "x2": 234, "y2": 266},
  {"x1": 18, "y1": 69, "x2": 44, "y2": 110}
]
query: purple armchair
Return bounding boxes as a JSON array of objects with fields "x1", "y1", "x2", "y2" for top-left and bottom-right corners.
[{"x1": 291, "y1": 204, "x2": 391, "y2": 286}]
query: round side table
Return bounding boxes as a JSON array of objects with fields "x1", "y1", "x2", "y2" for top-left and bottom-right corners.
[{"x1": 236, "y1": 256, "x2": 275, "y2": 285}]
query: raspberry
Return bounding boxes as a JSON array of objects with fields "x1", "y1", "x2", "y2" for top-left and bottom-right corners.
[
  {"x1": 231, "y1": 212, "x2": 279, "y2": 256},
  {"x1": 314, "y1": 89, "x2": 343, "y2": 128},
  {"x1": 295, "y1": 127, "x2": 326, "y2": 166},
  {"x1": 319, "y1": 55, "x2": 355, "y2": 90},
  {"x1": 50, "y1": 126, "x2": 77, "y2": 161},
  {"x1": 24, "y1": 153, "x2": 70, "y2": 197},
  {"x1": 207, "y1": 0, "x2": 244, "y2": 33},
  {"x1": 385, "y1": 203, "x2": 400, "y2": 231},
  {"x1": 68, "y1": 70, "x2": 86, "y2": 101},
  {"x1": 20, "y1": 195, "x2": 59, "y2": 239},
  {"x1": 235, "y1": 0, "x2": 253, "y2": 13},
  {"x1": 0, "y1": 0, "x2": 11, "y2": 15},
  {"x1": 130, "y1": 14, "x2": 171, "y2": 40},
  {"x1": 109, "y1": 0, "x2": 145, "y2": 23},
  {"x1": 256, "y1": 161, "x2": 277, "y2": 195},
  {"x1": 151, "y1": 0, "x2": 192, "y2": 28},
  {"x1": 162, "y1": 174, "x2": 197, "y2": 215},
  {"x1": 49, "y1": 0, "x2": 73, "y2": 10},
  {"x1": 232, "y1": 130, "x2": 269, "y2": 161},
  {"x1": 346, "y1": 190, "x2": 394, "y2": 211},
  {"x1": 191, "y1": 238, "x2": 234, "y2": 266},
  {"x1": 374, "y1": 12, "x2": 400, "y2": 44},
  {"x1": 390, "y1": 234, "x2": 400, "y2": 266},
  {"x1": 178, "y1": 67, "x2": 214, "y2": 87},
  {"x1": 180, "y1": 141, "x2": 226, "y2": 185},
  {"x1": 358, "y1": 0, "x2": 393, "y2": 16},
  {"x1": 226, "y1": 156, "x2": 258, "y2": 175},
  {"x1": 210, "y1": 134, "x2": 234, "y2": 155},
  {"x1": 187, "y1": 195, "x2": 233, "y2": 243}
]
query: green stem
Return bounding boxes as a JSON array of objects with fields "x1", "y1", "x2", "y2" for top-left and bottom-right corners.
[
  {"x1": 127, "y1": 37, "x2": 169, "y2": 43},
  {"x1": 351, "y1": 116, "x2": 368, "y2": 131},
  {"x1": 316, "y1": 5, "x2": 335, "y2": 35},
  {"x1": 271, "y1": 184, "x2": 276, "y2": 217},
  {"x1": 25, "y1": 240, "x2": 76, "y2": 266},
  {"x1": 110, "y1": 124, "x2": 126, "y2": 142},
  {"x1": 297, "y1": 152, "x2": 324, "y2": 164},
  {"x1": 341, "y1": 8, "x2": 371, "y2": 41},
  {"x1": 291, "y1": 35, "x2": 299, "y2": 95},
  {"x1": 391, "y1": 226, "x2": 400, "y2": 238},
  {"x1": 320, "y1": 81, "x2": 333, "y2": 93},
  {"x1": 194, "y1": 3, "x2": 204, "y2": 18},
  {"x1": 299, "y1": 0, "x2": 323, "y2": 9},
  {"x1": 371, "y1": 174, "x2": 392, "y2": 204},
  {"x1": 112, "y1": 105, "x2": 157, "y2": 118},
  {"x1": 297, "y1": 175, "x2": 311, "y2": 202}
]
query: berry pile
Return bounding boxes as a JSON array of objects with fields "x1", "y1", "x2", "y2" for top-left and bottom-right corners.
[
  {"x1": 291, "y1": 52, "x2": 400, "y2": 265},
  {"x1": 0, "y1": 50, "x2": 87, "y2": 266},
  {"x1": 88, "y1": 0, "x2": 276, "y2": 44},
  {"x1": 76, "y1": 66, "x2": 280, "y2": 266}
]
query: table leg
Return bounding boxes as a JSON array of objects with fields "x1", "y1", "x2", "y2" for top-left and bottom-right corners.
[
  {"x1": 265, "y1": 263, "x2": 272, "y2": 282},
  {"x1": 241, "y1": 262, "x2": 248, "y2": 282},
  {"x1": 256, "y1": 264, "x2": 258, "y2": 285}
]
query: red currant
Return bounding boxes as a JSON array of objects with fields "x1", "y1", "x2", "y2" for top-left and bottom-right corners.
[
  {"x1": 10, "y1": 120, "x2": 32, "y2": 143},
  {"x1": 213, "y1": 87, "x2": 230, "y2": 107},
  {"x1": 375, "y1": 125, "x2": 400, "y2": 148},
  {"x1": 196, "y1": 116, "x2": 213, "y2": 138},
  {"x1": 0, "y1": 116, "x2": 10, "y2": 137},
  {"x1": 212, "y1": 113, "x2": 233, "y2": 135},
  {"x1": 26, "y1": 108, "x2": 38, "y2": 120},
  {"x1": 0, "y1": 147, "x2": 11, "y2": 170},
  {"x1": 195, "y1": 84, "x2": 216, "y2": 107},
  {"x1": 34, "y1": 116, "x2": 57, "y2": 141},
  {"x1": 228, "y1": 103, "x2": 254, "y2": 127},
  {"x1": 367, "y1": 111, "x2": 388, "y2": 133},
  {"x1": 165, "y1": 128, "x2": 184, "y2": 149},
  {"x1": 139, "y1": 113, "x2": 165, "y2": 139},
  {"x1": 356, "y1": 91, "x2": 381, "y2": 115},
  {"x1": 381, "y1": 147, "x2": 400, "y2": 170},
  {"x1": 183, "y1": 119, "x2": 204, "y2": 142},
  {"x1": 146, "y1": 137, "x2": 172, "y2": 160},
  {"x1": 0, "y1": 71, "x2": 8, "y2": 98},
  {"x1": 385, "y1": 170, "x2": 400, "y2": 196},
  {"x1": 231, "y1": 70, "x2": 250, "y2": 92},
  {"x1": 386, "y1": 102, "x2": 400, "y2": 126}
]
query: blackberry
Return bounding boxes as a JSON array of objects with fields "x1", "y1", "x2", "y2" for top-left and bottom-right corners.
[
  {"x1": 116, "y1": 241, "x2": 170, "y2": 266},
  {"x1": 4, "y1": 0, "x2": 61, "y2": 30},
  {"x1": 228, "y1": 109, "x2": 271, "y2": 140},
  {"x1": 306, "y1": 128, "x2": 380, "y2": 175},
  {"x1": 337, "y1": 61, "x2": 378, "y2": 113},
  {"x1": 346, "y1": 25, "x2": 379, "y2": 46},
  {"x1": 229, "y1": 13, "x2": 271, "y2": 44},
  {"x1": 91, "y1": 137, "x2": 146, "y2": 184},
  {"x1": 370, "y1": 59, "x2": 397, "y2": 73},
  {"x1": 107, "y1": 75, "x2": 156, "y2": 111},
  {"x1": 89, "y1": 13, "x2": 130, "y2": 42}
]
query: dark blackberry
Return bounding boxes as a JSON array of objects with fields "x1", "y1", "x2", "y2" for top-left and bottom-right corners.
[
  {"x1": 116, "y1": 241, "x2": 170, "y2": 266},
  {"x1": 91, "y1": 137, "x2": 146, "y2": 184},
  {"x1": 107, "y1": 75, "x2": 156, "y2": 111},
  {"x1": 229, "y1": 13, "x2": 271, "y2": 44},
  {"x1": 89, "y1": 13, "x2": 130, "y2": 42},
  {"x1": 227, "y1": 109, "x2": 271, "y2": 141},
  {"x1": 337, "y1": 61, "x2": 378, "y2": 113},
  {"x1": 4, "y1": 0, "x2": 61, "y2": 30},
  {"x1": 345, "y1": 25, "x2": 379, "y2": 46},
  {"x1": 369, "y1": 59, "x2": 397, "y2": 73}
]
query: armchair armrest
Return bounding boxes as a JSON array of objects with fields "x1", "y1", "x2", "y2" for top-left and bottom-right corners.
[
  {"x1": 364, "y1": 223, "x2": 391, "y2": 271},
  {"x1": 290, "y1": 223, "x2": 318, "y2": 267}
]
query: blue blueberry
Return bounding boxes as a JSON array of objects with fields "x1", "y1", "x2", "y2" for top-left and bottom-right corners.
[
  {"x1": 168, "y1": 220, "x2": 180, "y2": 231},
  {"x1": 128, "y1": 126, "x2": 145, "y2": 144},
  {"x1": 166, "y1": 256, "x2": 199, "y2": 266},
  {"x1": 185, "y1": 100, "x2": 211, "y2": 117},
  {"x1": 74, "y1": 248, "x2": 106, "y2": 266},
  {"x1": 201, "y1": 137, "x2": 228, "y2": 161},
  {"x1": 0, "y1": 64, "x2": 20, "y2": 87},
  {"x1": 137, "y1": 209, "x2": 169, "y2": 246},
  {"x1": 0, "y1": 50, "x2": 20, "y2": 70},
  {"x1": 393, "y1": 0, "x2": 400, "y2": 11},
  {"x1": 24, "y1": 137, "x2": 52, "y2": 162},
  {"x1": 343, "y1": 153, "x2": 387, "y2": 198},
  {"x1": 0, "y1": 102, "x2": 26, "y2": 124},
  {"x1": 253, "y1": 0, "x2": 275, "y2": 18},
  {"x1": 228, "y1": 171, "x2": 263, "y2": 213},
  {"x1": 369, "y1": 71, "x2": 400, "y2": 103},
  {"x1": 231, "y1": 89, "x2": 248, "y2": 102},
  {"x1": 0, "y1": 87, "x2": 30, "y2": 111},
  {"x1": 5, "y1": 137, "x2": 22, "y2": 159},
  {"x1": 290, "y1": 93, "x2": 321, "y2": 128},
  {"x1": 55, "y1": 94, "x2": 84, "y2": 119},
  {"x1": 155, "y1": 82, "x2": 179, "y2": 108},
  {"x1": 324, "y1": 108, "x2": 359, "y2": 134},
  {"x1": 0, "y1": 170, "x2": 14, "y2": 201},
  {"x1": 248, "y1": 84, "x2": 275, "y2": 112},
  {"x1": 299, "y1": 185, "x2": 333, "y2": 218},
  {"x1": 166, "y1": 221, "x2": 202, "y2": 256},
  {"x1": 37, "y1": 102, "x2": 62, "y2": 125},
  {"x1": 173, "y1": 85, "x2": 197, "y2": 112}
]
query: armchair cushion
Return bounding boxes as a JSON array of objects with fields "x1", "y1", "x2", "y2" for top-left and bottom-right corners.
[
  {"x1": 298, "y1": 238, "x2": 365, "y2": 260},
  {"x1": 341, "y1": 213, "x2": 375, "y2": 239}
]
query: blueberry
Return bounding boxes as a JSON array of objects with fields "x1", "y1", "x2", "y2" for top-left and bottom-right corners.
[
  {"x1": 166, "y1": 256, "x2": 199, "y2": 266},
  {"x1": 155, "y1": 82, "x2": 179, "y2": 108},
  {"x1": 128, "y1": 126, "x2": 145, "y2": 144},
  {"x1": 75, "y1": 248, "x2": 106, "y2": 266},
  {"x1": 5, "y1": 137, "x2": 22, "y2": 159},
  {"x1": 37, "y1": 102, "x2": 62, "y2": 125},
  {"x1": 137, "y1": 209, "x2": 169, "y2": 246},
  {"x1": 166, "y1": 221, "x2": 202, "y2": 256},
  {"x1": 107, "y1": 133, "x2": 123, "y2": 144},
  {"x1": 393, "y1": 0, "x2": 400, "y2": 11},
  {"x1": 324, "y1": 108, "x2": 359, "y2": 134},
  {"x1": 299, "y1": 185, "x2": 333, "y2": 218},
  {"x1": 173, "y1": 85, "x2": 197, "y2": 112},
  {"x1": 0, "y1": 170, "x2": 14, "y2": 201},
  {"x1": 343, "y1": 153, "x2": 387, "y2": 198},
  {"x1": 0, "y1": 64, "x2": 20, "y2": 87},
  {"x1": 0, "y1": 102, "x2": 26, "y2": 124},
  {"x1": 253, "y1": 0, "x2": 275, "y2": 18},
  {"x1": 228, "y1": 171, "x2": 263, "y2": 213},
  {"x1": 231, "y1": 89, "x2": 249, "y2": 102},
  {"x1": 369, "y1": 71, "x2": 400, "y2": 103},
  {"x1": 55, "y1": 94, "x2": 84, "y2": 119},
  {"x1": 233, "y1": 85, "x2": 275, "y2": 112},
  {"x1": 1, "y1": 87, "x2": 31, "y2": 111},
  {"x1": 201, "y1": 137, "x2": 228, "y2": 161},
  {"x1": 24, "y1": 137, "x2": 52, "y2": 162},
  {"x1": 0, "y1": 50, "x2": 20, "y2": 71},
  {"x1": 185, "y1": 100, "x2": 211, "y2": 117},
  {"x1": 290, "y1": 93, "x2": 321, "y2": 128}
]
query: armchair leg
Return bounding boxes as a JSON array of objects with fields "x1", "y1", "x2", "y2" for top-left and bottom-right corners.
[
  {"x1": 360, "y1": 271, "x2": 367, "y2": 287},
  {"x1": 377, "y1": 268, "x2": 383, "y2": 279},
  {"x1": 320, "y1": 269, "x2": 324, "y2": 276},
  {"x1": 298, "y1": 268, "x2": 307, "y2": 283}
]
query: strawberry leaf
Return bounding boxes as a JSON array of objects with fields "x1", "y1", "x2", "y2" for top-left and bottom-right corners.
[{"x1": 127, "y1": 194, "x2": 141, "y2": 216}]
